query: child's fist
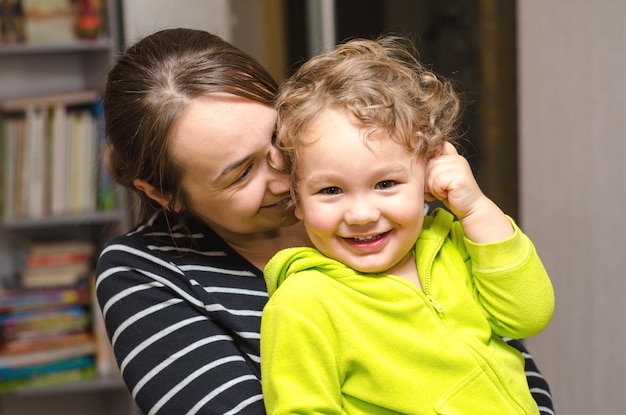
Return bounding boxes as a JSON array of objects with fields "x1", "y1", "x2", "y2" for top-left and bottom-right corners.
[{"x1": 424, "y1": 142, "x2": 483, "y2": 219}]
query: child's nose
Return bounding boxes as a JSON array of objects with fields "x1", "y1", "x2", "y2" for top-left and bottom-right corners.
[{"x1": 344, "y1": 197, "x2": 380, "y2": 225}]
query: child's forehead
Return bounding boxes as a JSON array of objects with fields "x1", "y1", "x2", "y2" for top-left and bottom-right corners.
[
  {"x1": 304, "y1": 107, "x2": 364, "y2": 134},
  {"x1": 298, "y1": 106, "x2": 439, "y2": 164}
]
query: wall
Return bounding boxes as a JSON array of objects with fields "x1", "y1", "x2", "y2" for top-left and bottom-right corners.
[
  {"x1": 231, "y1": 0, "x2": 287, "y2": 82},
  {"x1": 518, "y1": 1, "x2": 626, "y2": 413},
  {"x1": 120, "y1": 0, "x2": 286, "y2": 83},
  {"x1": 121, "y1": 0, "x2": 233, "y2": 45}
]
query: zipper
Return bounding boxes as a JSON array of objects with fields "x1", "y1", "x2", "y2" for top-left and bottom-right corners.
[
  {"x1": 422, "y1": 238, "x2": 445, "y2": 314},
  {"x1": 426, "y1": 294, "x2": 445, "y2": 313}
]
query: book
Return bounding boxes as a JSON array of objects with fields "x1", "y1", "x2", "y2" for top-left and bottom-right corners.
[
  {"x1": 21, "y1": 0, "x2": 76, "y2": 45},
  {"x1": 1, "y1": 116, "x2": 25, "y2": 219},
  {"x1": 67, "y1": 109, "x2": 98, "y2": 214},
  {"x1": 12, "y1": 116, "x2": 26, "y2": 218},
  {"x1": 0, "y1": 283, "x2": 91, "y2": 314},
  {"x1": 14, "y1": 240, "x2": 94, "y2": 269},
  {"x1": 50, "y1": 103, "x2": 69, "y2": 216},
  {"x1": 1, "y1": 330, "x2": 93, "y2": 355},
  {"x1": 23, "y1": 105, "x2": 48, "y2": 218},
  {"x1": 0, "y1": 355, "x2": 94, "y2": 382},
  {"x1": 0, "y1": 305, "x2": 90, "y2": 343},
  {"x1": 0, "y1": 361, "x2": 96, "y2": 393},
  {"x1": 67, "y1": 110, "x2": 81, "y2": 213},
  {"x1": 0, "y1": 339, "x2": 95, "y2": 369},
  {"x1": 17, "y1": 247, "x2": 93, "y2": 268},
  {"x1": 19, "y1": 262, "x2": 91, "y2": 288}
]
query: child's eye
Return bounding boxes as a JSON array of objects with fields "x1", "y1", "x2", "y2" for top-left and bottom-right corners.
[
  {"x1": 376, "y1": 180, "x2": 396, "y2": 190},
  {"x1": 321, "y1": 186, "x2": 342, "y2": 195}
]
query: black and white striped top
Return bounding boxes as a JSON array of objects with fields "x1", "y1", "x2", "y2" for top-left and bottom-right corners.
[
  {"x1": 95, "y1": 211, "x2": 267, "y2": 414},
  {"x1": 95, "y1": 210, "x2": 555, "y2": 415}
]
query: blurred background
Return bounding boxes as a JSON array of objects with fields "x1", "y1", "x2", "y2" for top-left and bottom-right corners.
[{"x1": 0, "y1": 0, "x2": 625, "y2": 414}]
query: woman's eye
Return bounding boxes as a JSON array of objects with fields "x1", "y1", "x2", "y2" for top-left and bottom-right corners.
[
  {"x1": 321, "y1": 186, "x2": 342, "y2": 195},
  {"x1": 234, "y1": 164, "x2": 253, "y2": 184},
  {"x1": 376, "y1": 180, "x2": 396, "y2": 190}
]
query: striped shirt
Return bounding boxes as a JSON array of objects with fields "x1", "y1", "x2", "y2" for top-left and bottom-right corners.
[
  {"x1": 95, "y1": 211, "x2": 267, "y2": 414},
  {"x1": 95, "y1": 210, "x2": 554, "y2": 415}
]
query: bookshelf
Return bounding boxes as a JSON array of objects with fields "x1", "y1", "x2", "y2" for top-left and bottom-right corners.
[{"x1": 0, "y1": 0, "x2": 139, "y2": 414}]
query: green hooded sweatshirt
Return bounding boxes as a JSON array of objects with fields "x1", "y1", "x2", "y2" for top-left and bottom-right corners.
[{"x1": 261, "y1": 208, "x2": 554, "y2": 414}]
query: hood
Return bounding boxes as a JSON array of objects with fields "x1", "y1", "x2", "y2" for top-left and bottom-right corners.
[{"x1": 264, "y1": 247, "x2": 356, "y2": 297}]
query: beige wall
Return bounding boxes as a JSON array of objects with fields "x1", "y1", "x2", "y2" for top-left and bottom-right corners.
[
  {"x1": 518, "y1": 1, "x2": 626, "y2": 413},
  {"x1": 121, "y1": 0, "x2": 233, "y2": 45},
  {"x1": 231, "y1": 0, "x2": 287, "y2": 83}
]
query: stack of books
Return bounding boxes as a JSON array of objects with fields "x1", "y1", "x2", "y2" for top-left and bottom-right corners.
[
  {"x1": 14, "y1": 240, "x2": 94, "y2": 289},
  {"x1": 0, "y1": 284, "x2": 97, "y2": 393},
  {"x1": 0, "y1": 238, "x2": 120, "y2": 393}
]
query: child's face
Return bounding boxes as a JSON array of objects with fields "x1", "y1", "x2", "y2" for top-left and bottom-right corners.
[{"x1": 295, "y1": 108, "x2": 426, "y2": 276}]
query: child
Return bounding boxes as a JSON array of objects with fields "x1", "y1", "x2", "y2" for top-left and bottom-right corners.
[{"x1": 260, "y1": 36, "x2": 554, "y2": 414}]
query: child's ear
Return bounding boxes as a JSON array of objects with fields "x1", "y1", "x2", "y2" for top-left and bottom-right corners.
[{"x1": 133, "y1": 179, "x2": 172, "y2": 208}]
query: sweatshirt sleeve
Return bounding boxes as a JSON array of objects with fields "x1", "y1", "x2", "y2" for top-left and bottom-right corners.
[{"x1": 463, "y1": 217, "x2": 555, "y2": 339}]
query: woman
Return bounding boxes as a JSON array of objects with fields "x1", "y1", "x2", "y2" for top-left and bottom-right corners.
[{"x1": 96, "y1": 28, "x2": 553, "y2": 415}]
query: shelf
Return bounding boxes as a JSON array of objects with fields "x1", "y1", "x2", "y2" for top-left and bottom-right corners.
[
  {"x1": 1, "y1": 210, "x2": 127, "y2": 231},
  {"x1": 0, "y1": 0, "x2": 135, "y2": 412},
  {"x1": 0, "y1": 90, "x2": 100, "y2": 112},
  {"x1": 0, "y1": 39, "x2": 114, "y2": 56},
  {"x1": 4, "y1": 374, "x2": 126, "y2": 398}
]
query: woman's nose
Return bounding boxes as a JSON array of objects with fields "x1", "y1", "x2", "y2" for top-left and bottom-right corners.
[
  {"x1": 267, "y1": 168, "x2": 290, "y2": 195},
  {"x1": 265, "y1": 148, "x2": 290, "y2": 194}
]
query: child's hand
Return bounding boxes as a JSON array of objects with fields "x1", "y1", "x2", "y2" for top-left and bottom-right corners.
[
  {"x1": 425, "y1": 142, "x2": 514, "y2": 243},
  {"x1": 424, "y1": 142, "x2": 483, "y2": 220}
]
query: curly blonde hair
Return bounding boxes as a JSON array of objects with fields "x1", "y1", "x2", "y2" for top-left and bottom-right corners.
[{"x1": 275, "y1": 35, "x2": 461, "y2": 204}]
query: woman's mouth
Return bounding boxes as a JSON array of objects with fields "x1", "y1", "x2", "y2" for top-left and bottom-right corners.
[{"x1": 263, "y1": 197, "x2": 290, "y2": 209}]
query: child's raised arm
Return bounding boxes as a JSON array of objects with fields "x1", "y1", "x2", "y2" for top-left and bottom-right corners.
[{"x1": 425, "y1": 142, "x2": 514, "y2": 243}]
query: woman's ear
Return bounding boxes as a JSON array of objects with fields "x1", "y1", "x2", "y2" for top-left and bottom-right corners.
[
  {"x1": 294, "y1": 205, "x2": 303, "y2": 221},
  {"x1": 133, "y1": 179, "x2": 172, "y2": 208}
]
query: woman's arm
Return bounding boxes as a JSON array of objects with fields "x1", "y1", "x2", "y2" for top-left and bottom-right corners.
[{"x1": 96, "y1": 237, "x2": 267, "y2": 415}]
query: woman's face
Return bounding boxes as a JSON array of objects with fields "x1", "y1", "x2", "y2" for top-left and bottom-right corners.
[{"x1": 169, "y1": 93, "x2": 293, "y2": 240}]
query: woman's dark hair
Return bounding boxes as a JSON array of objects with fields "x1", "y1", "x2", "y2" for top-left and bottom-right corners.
[{"x1": 103, "y1": 28, "x2": 278, "y2": 223}]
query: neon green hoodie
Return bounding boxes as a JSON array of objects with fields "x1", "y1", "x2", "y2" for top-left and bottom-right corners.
[{"x1": 261, "y1": 208, "x2": 554, "y2": 414}]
